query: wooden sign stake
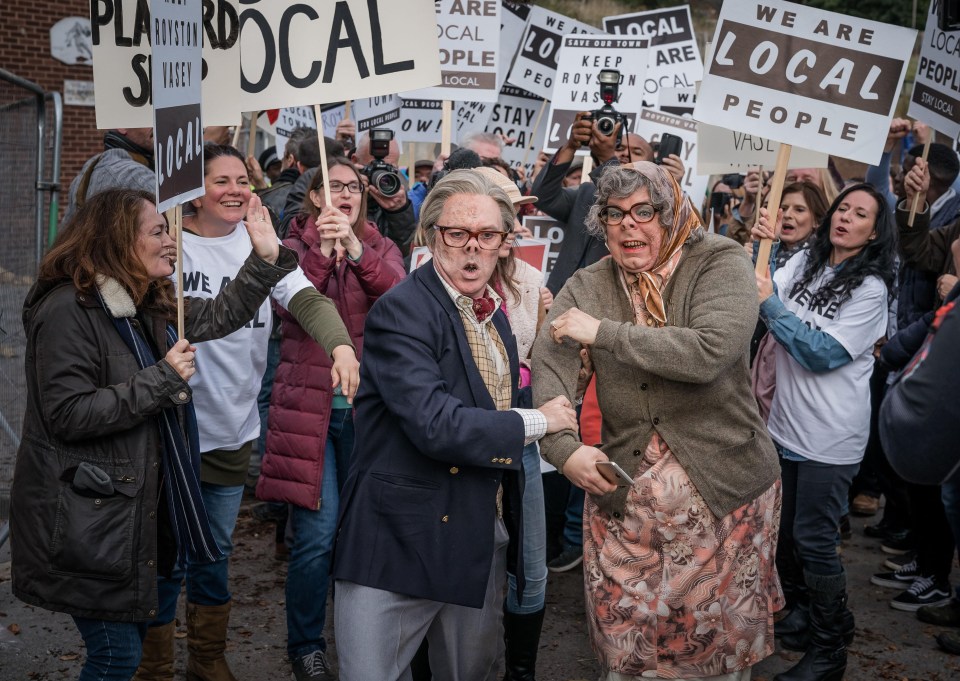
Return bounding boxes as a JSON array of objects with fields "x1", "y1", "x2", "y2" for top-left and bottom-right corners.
[
  {"x1": 755, "y1": 144, "x2": 792, "y2": 276},
  {"x1": 441, "y1": 100, "x2": 453, "y2": 157}
]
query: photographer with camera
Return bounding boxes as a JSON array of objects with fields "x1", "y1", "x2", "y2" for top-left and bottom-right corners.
[{"x1": 350, "y1": 129, "x2": 417, "y2": 255}]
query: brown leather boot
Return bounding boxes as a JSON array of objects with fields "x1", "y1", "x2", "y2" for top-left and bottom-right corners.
[
  {"x1": 134, "y1": 621, "x2": 175, "y2": 681},
  {"x1": 185, "y1": 601, "x2": 238, "y2": 681}
]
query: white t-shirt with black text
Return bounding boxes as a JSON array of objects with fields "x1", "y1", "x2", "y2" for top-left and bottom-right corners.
[{"x1": 767, "y1": 250, "x2": 888, "y2": 465}]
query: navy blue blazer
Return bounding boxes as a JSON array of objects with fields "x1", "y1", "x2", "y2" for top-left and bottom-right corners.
[{"x1": 332, "y1": 264, "x2": 527, "y2": 608}]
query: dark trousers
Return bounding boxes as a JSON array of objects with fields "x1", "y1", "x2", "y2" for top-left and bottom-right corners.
[
  {"x1": 908, "y1": 482, "x2": 955, "y2": 581},
  {"x1": 779, "y1": 452, "x2": 859, "y2": 577}
]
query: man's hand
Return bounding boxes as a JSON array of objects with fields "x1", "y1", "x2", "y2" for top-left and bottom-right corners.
[
  {"x1": 739, "y1": 167, "x2": 769, "y2": 219},
  {"x1": 330, "y1": 345, "x2": 360, "y2": 404},
  {"x1": 561, "y1": 445, "x2": 618, "y2": 496},
  {"x1": 368, "y1": 185, "x2": 408, "y2": 212},
  {"x1": 903, "y1": 157, "x2": 929, "y2": 208},
  {"x1": 564, "y1": 113, "x2": 594, "y2": 152},
  {"x1": 589, "y1": 123, "x2": 619, "y2": 164},
  {"x1": 550, "y1": 307, "x2": 601, "y2": 345},
  {"x1": 937, "y1": 274, "x2": 958, "y2": 300},
  {"x1": 537, "y1": 395, "x2": 578, "y2": 434},
  {"x1": 885, "y1": 118, "x2": 912, "y2": 153},
  {"x1": 659, "y1": 154, "x2": 685, "y2": 183},
  {"x1": 336, "y1": 119, "x2": 356, "y2": 150},
  {"x1": 246, "y1": 155, "x2": 268, "y2": 190},
  {"x1": 243, "y1": 195, "x2": 279, "y2": 264}
]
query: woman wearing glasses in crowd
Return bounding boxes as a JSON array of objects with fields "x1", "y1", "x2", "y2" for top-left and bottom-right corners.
[
  {"x1": 533, "y1": 162, "x2": 782, "y2": 681},
  {"x1": 256, "y1": 156, "x2": 405, "y2": 679}
]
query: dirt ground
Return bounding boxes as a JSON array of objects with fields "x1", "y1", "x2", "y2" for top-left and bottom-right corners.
[{"x1": 1, "y1": 502, "x2": 956, "y2": 681}]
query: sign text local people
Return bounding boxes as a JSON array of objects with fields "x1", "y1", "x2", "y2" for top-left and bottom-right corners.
[
  {"x1": 151, "y1": 0, "x2": 204, "y2": 213},
  {"x1": 908, "y1": 0, "x2": 960, "y2": 141},
  {"x1": 238, "y1": 0, "x2": 440, "y2": 111},
  {"x1": 693, "y1": 1, "x2": 916, "y2": 166}
]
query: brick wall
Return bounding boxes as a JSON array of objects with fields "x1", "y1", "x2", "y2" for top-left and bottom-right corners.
[{"x1": 1, "y1": 0, "x2": 103, "y2": 218}]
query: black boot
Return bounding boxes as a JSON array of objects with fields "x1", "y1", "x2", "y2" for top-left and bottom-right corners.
[
  {"x1": 780, "y1": 606, "x2": 854, "y2": 652},
  {"x1": 775, "y1": 571, "x2": 849, "y2": 681},
  {"x1": 503, "y1": 608, "x2": 545, "y2": 681}
]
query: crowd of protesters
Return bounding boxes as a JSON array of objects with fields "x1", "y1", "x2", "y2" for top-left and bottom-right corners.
[{"x1": 7, "y1": 108, "x2": 960, "y2": 681}]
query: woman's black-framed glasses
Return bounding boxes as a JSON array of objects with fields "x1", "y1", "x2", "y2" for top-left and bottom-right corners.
[
  {"x1": 322, "y1": 180, "x2": 363, "y2": 194},
  {"x1": 599, "y1": 202, "x2": 658, "y2": 226},
  {"x1": 433, "y1": 225, "x2": 508, "y2": 250}
]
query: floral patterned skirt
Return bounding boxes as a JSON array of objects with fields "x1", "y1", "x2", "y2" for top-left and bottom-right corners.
[{"x1": 583, "y1": 434, "x2": 783, "y2": 679}]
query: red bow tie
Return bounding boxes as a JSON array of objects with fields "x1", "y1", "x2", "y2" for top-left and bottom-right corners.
[{"x1": 472, "y1": 295, "x2": 496, "y2": 322}]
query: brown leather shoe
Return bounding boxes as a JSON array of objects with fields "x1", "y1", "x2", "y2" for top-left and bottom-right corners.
[
  {"x1": 186, "y1": 601, "x2": 238, "y2": 681},
  {"x1": 851, "y1": 493, "x2": 879, "y2": 517},
  {"x1": 134, "y1": 621, "x2": 175, "y2": 681}
]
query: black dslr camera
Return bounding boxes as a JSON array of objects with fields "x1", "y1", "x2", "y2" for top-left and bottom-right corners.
[
  {"x1": 585, "y1": 69, "x2": 626, "y2": 146},
  {"x1": 362, "y1": 128, "x2": 403, "y2": 197}
]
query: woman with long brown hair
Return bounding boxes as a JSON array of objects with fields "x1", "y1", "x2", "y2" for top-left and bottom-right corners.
[{"x1": 10, "y1": 188, "x2": 296, "y2": 681}]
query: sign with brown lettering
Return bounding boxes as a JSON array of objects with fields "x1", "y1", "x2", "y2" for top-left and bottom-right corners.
[
  {"x1": 694, "y1": 1, "x2": 917, "y2": 165},
  {"x1": 151, "y1": 0, "x2": 204, "y2": 212},
  {"x1": 91, "y1": 0, "x2": 241, "y2": 128},
  {"x1": 238, "y1": 0, "x2": 440, "y2": 112},
  {"x1": 404, "y1": 0, "x2": 500, "y2": 102},
  {"x1": 909, "y1": 1, "x2": 960, "y2": 140}
]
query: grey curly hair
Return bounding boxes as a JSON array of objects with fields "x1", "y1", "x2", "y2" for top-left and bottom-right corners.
[{"x1": 585, "y1": 163, "x2": 704, "y2": 246}]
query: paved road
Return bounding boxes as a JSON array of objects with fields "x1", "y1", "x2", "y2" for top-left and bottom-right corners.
[{"x1": 1, "y1": 503, "x2": 956, "y2": 680}]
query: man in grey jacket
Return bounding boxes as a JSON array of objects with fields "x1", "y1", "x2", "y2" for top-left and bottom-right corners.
[{"x1": 64, "y1": 128, "x2": 156, "y2": 222}]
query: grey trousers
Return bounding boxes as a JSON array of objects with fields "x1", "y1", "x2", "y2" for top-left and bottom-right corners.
[{"x1": 334, "y1": 518, "x2": 509, "y2": 681}]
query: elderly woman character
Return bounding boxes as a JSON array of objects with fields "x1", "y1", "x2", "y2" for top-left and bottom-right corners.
[{"x1": 533, "y1": 162, "x2": 782, "y2": 681}]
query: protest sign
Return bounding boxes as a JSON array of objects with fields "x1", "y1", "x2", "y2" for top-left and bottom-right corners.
[
  {"x1": 404, "y1": 0, "x2": 501, "y2": 102},
  {"x1": 237, "y1": 0, "x2": 440, "y2": 112},
  {"x1": 275, "y1": 106, "x2": 316, "y2": 154},
  {"x1": 506, "y1": 6, "x2": 599, "y2": 100},
  {"x1": 318, "y1": 103, "x2": 346, "y2": 138},
  {"x1": 522, "y1": 215, "x2": 565, "y2": 280},
  {"x1": 151, "y1": 0, "x2": 204, "y2": 213},
  {"x1": 694, "y1": 1, "x2": 916, "y2": 166},
  {"x1": 697, "y1": 122, "x2": 828, "y2": 174},
  {"x1": 399, "y1": 99, "x2": 444, "y2": 143},
  {"x1": 513, "y1": 238, "x2": 550, "y2": 275},
  {"x1": 542, "y1": 36, "x2": 648, "y2": 155},
  {"x1": 908, "y1": 1, "x2": 960, "y2": 141},
  {"x1": 603, "y1": 6, "x2": 703, "y2": 110},
  {"x1": 92, "y1": 0, "x2": 241, "y2": 128},
  {"x1": 487, "y1": 85, "x2": 548, "y2": 178},
  {"x1": 353, "y1": 95, "x2": 402, "y2": 134},
  {"x1": 454, "y1": 100, "x2": 496, "y2": 139},
  {"x1": 632, "y1": 109, "x2": 708, "y2": 203},
  {"x1": 498, "y1": 1, "x2": 532, "y2": 89},
  {"x1": 658, "y1": 87, "x2": 697, "y2": 117}
]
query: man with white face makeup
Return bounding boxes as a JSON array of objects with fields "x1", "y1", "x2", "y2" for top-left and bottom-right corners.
[{"x1": 332, "y1": 170, "x2": 577, "y2": 681}]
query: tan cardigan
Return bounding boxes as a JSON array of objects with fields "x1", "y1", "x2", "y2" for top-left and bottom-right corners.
[{"x1": 532, "y1": 234, "x2": 779, "y2": 519}]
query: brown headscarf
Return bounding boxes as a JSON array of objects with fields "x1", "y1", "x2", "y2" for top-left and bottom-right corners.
[{"x1": 617, "y1": 162, "x2": 701, "y2": 326}]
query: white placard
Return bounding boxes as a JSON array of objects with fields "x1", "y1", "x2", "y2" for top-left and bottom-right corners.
[
  {"x1": 454, "y1": 100, "x2": 496, "y2": 140},
  {"x1": 64, "y1": 80, "x2": 96, "y2": 107},
  {"x1": 51, "y1": 17, "x2": 93, "y2": 65},
  {"x1": 693, "y1": 0, "x2": 916, "y2": 166},
  {"x1": 238, "y1": 0, "x2": 440, "y2": 112},
  {"x1": 603, "y1": 6, "x2": 703, "y2": 110},
  {"x1": 403, "y1": 0, "x2": 500, "y2": 102},
  {"x1": 91, "y1": 0, "x2": 241, "y2": 128},
  {"x1": 399, "y1": 99, "x2": 444, "y2": 143},
  {"x1": 908, "y1": 2, "x2": 960, "y2": 141},
  {"x1": 542, "y1": 35, "x2": 649, "y2": 155},
  {"x1": 696, "y1": 122, "x2": 828, "y2": 174},
  {"x1": 275, "y1": 106, "x2": 316, "y2": 155},
  {"x1": 506, "y1": 6, "x2": 599, "y2": 101},
  {"x1": 632, "y1": 109, "x2": 708, "y2": 204},
  {"x1": 353, "y1": 95, "x2": 402, "y2": 134},
  {"x1": 150, "y1": 0, "x2": 204, "y2": 212},
  {"x1": 658, "y1": 87, "x2": 696, "y2": 117},
  {"x1": 487, "y1": 85, "x2": 547, "y2": 179},
  {"x1": 498, "y1": 1, "x2": 532, "y2": 90}
]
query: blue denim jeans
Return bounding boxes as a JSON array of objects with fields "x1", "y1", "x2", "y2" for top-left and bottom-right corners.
[
  {"x1": 155, "y1": 481, "x2": 245, "y2": 622},
  {"x1": 506, "y1": 442, "x2": 547, "y2": 614},
  {"x1": 286, "y1": 408, "x2": 353, "y2": 659},
  {"x1": 72, "y1": 616, "x2": 146, "y2": 681},
  {"x1": 777, "y1": 446, "x2": 859, "y2": 576}
]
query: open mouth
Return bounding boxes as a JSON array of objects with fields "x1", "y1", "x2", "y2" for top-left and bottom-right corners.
[
  {"x1": 338, "y1": 203, "x2": 353, "y2": 216},
  {"x1": 222, "y1": 201, "x2": 243, "y2": 209},
  {"x1": 835, "y1": 226, "x2": 848, "y2": 236},
  {"x1": 463, "y1": 263, "x2": 479, "y2": 273},
  {"x1": 622, "y1": 240, "x2": 648, "y2": 249}
]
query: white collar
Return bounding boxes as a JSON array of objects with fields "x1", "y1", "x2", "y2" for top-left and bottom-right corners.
[{"x1": 95, "y1": 274, "x2": 137, "y2": 318}]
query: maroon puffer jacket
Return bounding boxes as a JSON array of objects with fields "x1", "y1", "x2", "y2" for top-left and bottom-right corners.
[{"x1": 257, "y1": 213, "x2": 405, "y2": 509}]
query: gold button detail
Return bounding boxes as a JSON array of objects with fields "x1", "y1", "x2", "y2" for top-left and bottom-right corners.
[
  {"x1": 450, "y1": 467, "x2": 459, "y2": 474},
  {"x1": 441, "y1": 515, "x2": 449, "y2": 523},
  {"x1": 177, "y1": 391, "x2": 188, "y2": 401},
  {"x1": 491, "y1": 458, "x2": 498, "y2": 463},
  {"x1": 505, "y1": 458, "x2": 513, "y2": 464},
  {"x1": 148, "y1": 609, "x2": 156, "y2": 617},
  {"x1": 147, "y1": 560, "x2": 155, "y2": 567}
]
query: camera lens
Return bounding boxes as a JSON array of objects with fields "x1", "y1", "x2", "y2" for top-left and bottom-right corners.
[
  {"x1": 372, "y1": 170, "x2": 402, "y2": 197},
  {"x1": 596, "y1": 116, "x2": 615, "y2": 136}
]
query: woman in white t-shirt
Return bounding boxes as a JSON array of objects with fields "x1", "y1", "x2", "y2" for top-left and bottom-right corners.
[{"x1": 753, "y1": 183, "x2": 896, "y2": 681}]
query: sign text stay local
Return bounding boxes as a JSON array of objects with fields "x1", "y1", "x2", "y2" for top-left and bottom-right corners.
[{"x1": 693, "y1": 1, "x2": 916, "y2": 166}]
